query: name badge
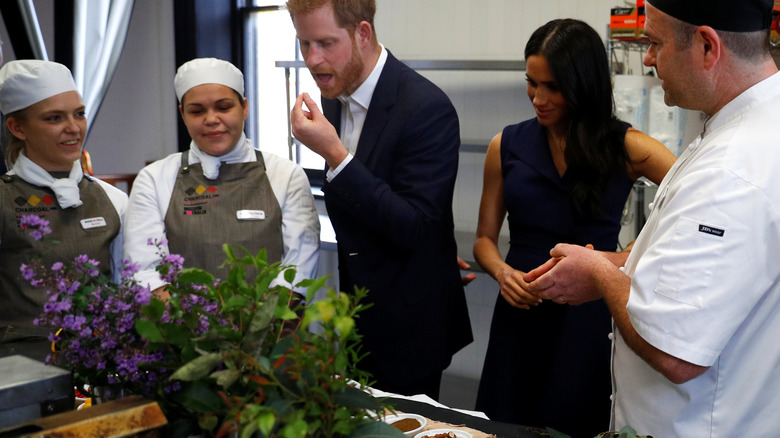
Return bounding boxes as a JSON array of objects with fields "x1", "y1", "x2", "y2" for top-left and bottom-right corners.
[
  {"x1": 80, "y1": 217, "x2": 107, "y2": 230},
  {"x1": 237, "y1": 210, "x2": 265, "y2": 221}
]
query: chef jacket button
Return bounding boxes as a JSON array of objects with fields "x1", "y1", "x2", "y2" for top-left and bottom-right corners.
[
  {"x1": 608, "y1": 332, "x2": 614, "y2": 340},
  {"x1": 610, "y1": 394, "x2": 615, "y2": 401},
  {"x1": 648, "y1": 202, "x2": 654, "y2": 211}
]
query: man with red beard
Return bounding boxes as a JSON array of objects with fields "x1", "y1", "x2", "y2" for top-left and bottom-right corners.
[{"x1": 288, "y1": 0, "x2": 472, "y2": 399}]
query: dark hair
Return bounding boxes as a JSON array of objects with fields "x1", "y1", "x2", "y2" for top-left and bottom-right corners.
[
  {"x1": 287, "y1": 0, "x2": 378, "y2": 43},
  {"x1": 525, "y1": 19, "x2": 629, "y2": 217}
]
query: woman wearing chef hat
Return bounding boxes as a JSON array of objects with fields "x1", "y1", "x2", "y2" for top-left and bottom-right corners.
[
  {"x1": 0, "y1": 60, "x2": 128, "y2": 361},
  {"x1": 124, "y1": 58, "x2": 320, "y2": 296}
]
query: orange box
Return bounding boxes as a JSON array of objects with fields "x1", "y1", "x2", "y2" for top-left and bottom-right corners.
[{"x1": 610, "y1": 7, "x2": 639, "y2": 40}]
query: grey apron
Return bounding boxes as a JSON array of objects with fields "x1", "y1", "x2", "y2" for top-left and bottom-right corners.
[
  {"x1": 164, "y1": 150, "x2": 283, "y2": 279},
  {"x1": 0, "y1": 174, "x2": 119, "y2": 361}
]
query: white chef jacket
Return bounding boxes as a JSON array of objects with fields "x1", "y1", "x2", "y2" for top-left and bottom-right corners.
[
  {"x1": 613, "y1": 71, "x2": 780, "y2": 437},
  {"x1": 124, "y1": 138, "x2": 320, "y2": 292},
  {"x1": 1, "y1": 168, "x2": 128, "y2": 284}
]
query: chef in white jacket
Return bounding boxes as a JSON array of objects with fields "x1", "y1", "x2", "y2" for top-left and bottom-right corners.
[{"x1": 124, "y1": 58, "x2": 319, "y2": 294}]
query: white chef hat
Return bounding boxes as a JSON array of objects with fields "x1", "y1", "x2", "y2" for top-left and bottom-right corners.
[
  {"x1": 0, "y1": 60, "x2": 79, "y2": 115},
  {"x1": 174, "y1": 58, "x2": 244, "y2": 102}
]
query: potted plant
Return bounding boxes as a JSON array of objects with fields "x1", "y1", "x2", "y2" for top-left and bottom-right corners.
[{"x1": 22, "y1": 215, "x2": 405, "y2": 437}]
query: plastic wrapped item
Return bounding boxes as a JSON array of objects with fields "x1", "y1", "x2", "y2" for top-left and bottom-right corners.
[
  {"x1": 648, "y1": 84, "x2": 685, "y2": 155},
  {"x1": 613, "y1": 74, "x2": 661, "y2": 133},
  {"x1": 647, "y1": 85, "x2": 706, "y2": 156}
]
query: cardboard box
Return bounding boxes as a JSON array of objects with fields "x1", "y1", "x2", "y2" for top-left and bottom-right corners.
[{"x1": 610, "y1": 7, "x2": 639, "y2": 40}]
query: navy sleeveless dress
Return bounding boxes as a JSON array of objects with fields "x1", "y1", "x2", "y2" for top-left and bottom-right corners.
[{"x1": 475, "y1": 118, "x2": 633, "y2": 437}]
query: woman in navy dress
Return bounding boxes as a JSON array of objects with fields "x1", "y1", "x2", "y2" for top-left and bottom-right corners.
[{"x1": 473, "y1": 19, "x2": 676, "y2": 436}]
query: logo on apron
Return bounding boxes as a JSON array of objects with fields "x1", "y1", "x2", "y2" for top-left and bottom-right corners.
[
  {"x1": 183, "y1": 185, "x2": 220, "y2": 215},
  {"x1": 13, "y1": 195, "x2": 58, "y2": 213}
]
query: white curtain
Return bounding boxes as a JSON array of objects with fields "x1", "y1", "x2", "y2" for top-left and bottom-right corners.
[
  {"x1": 16, "y1": 0, "x2": 48, "y2": 61},
  {"x1": 71, "y1": 0, "x2": 135, "y2": 139}
]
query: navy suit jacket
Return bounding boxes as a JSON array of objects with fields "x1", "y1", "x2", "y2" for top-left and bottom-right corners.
[{"x1": 322, "y1": 51, "x2": 473, "y2": 384}]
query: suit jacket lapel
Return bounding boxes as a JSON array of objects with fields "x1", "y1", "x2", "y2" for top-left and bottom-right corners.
[{"x1": 354, "y1": 51, "x2": 400, "y2": 165}]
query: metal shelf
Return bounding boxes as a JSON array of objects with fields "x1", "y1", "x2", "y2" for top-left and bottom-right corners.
[
  {"x1": 275, "y1": 59, "x2": 526, "y2": 71},
  {"x1": 276, "y1": 59, "x2": 527, "y2": 158}
]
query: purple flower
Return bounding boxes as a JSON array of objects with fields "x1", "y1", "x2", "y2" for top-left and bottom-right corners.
[
  {"x1": 159, "y1": 253, "x2": 185, "y2": 283},
  {"x1": 134, "y1": 286, "x2": 152, "y2": 306},
  {"x1": 20, "y1": 264, "x2": 35, "y2": 281},
  {"x1": 19, "y1": 215, "x2": 52, "y2": 240},
  {"x1": 122, "y1": 261, "x2": 140, "y2": 277},
  {"x1": 63, "y1": 314, "x2": 87, "y2": 331},
  {"x1": 51, "y1": 262, "x2": 63, "y2": 271}
]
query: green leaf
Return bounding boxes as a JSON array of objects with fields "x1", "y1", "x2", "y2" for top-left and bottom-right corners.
[
  {"x1": 254, "y1": 274, "x2": 275, "y2": 297},
  {"x1": 174, "y1": 381, "x2": 225, "y2": 413},
  {"x1": 274, "y1": 306, "x2": 298, "y2": 321},
  {"x1": 223, "y1": 295, "x2": 250, "y2": 312},
  {"x1": 141, "y1": 299, "x2": 165, "y2": 319},
  {"x1": 211, "y1": 369, "x2": 241, "y2": 389},
  {"x1": 240, "y1": 421, "x2": 259, "y2": 438},
  {"x1": 249, "y1": 295, "x2": 278, "y2": 333},
  {"x1": 351, "y1": 420, "x2": 408, "y2": 437},
  {"x1": 135, "y1": 319, "x2": 164, "y2": 342},
  {"x1": 223, "y1": 243, "x2": 236, "y2": 261},
  {"x1": 333, "y1": 315, "x2": 355, "y2": 339},
  {"x1": 170, "y1": 352, "x2": 224, "y2": 381},
  {"x1": 298, "y1": 276, "x2": 329, "y2": 303},
  {"x1": 280, "y1": 419, "x2": 307, "y2": 438},
  {"x1": 256, "y1": 411, "x2": 276, "y2": 437},
  {"x1": 333, "y1": 419, "x2": 355, "y2": 436},
  {"x1": 175, "y1": 267, "x2": 216, "y2": 286},
  {"x1": 198, "y1": 414, "x2": 219, "y2": 432},
  {"x1": 283, "y1": 268, "x2": 296, "y2": 284},
  {"x1": 160, "y1": 323, "x2": 192, "y2": 349},
  {"x1": 333, "y1": 387, "x2": 384, "y2": 411},
  {"x1": 316, "y1": 300, "x2": 336, "y2": 323}
]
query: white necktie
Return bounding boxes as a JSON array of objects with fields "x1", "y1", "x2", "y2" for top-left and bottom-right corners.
[
  {"x1": 188, "y1": 135, "x2": 252, "y2": 180},
  {"x1": 339, "y1": 97, "x2": 358, "y2": 155},
  {"x1": 12, "y1": 153, "x2": 84, "y2": 209}
]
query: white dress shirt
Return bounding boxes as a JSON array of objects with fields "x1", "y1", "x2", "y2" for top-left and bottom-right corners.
[{"x1": 326, "y1": 45, "x2": 388, "y2": 182}]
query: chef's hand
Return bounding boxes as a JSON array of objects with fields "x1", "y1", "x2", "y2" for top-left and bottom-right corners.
[
  {"x1": 523, "y1": 243, "x2": 604, "y2": 306},
  {"x1": 291, "y1": 93, "x2": 349, "y2": 169},
  {"x1": 458, "y1": 257, "x2": 477, "y2": 286}
]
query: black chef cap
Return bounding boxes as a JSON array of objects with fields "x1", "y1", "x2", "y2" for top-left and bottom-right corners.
[{"x1": 647, "y1": 0, "x2": 774, "y2": 32}]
